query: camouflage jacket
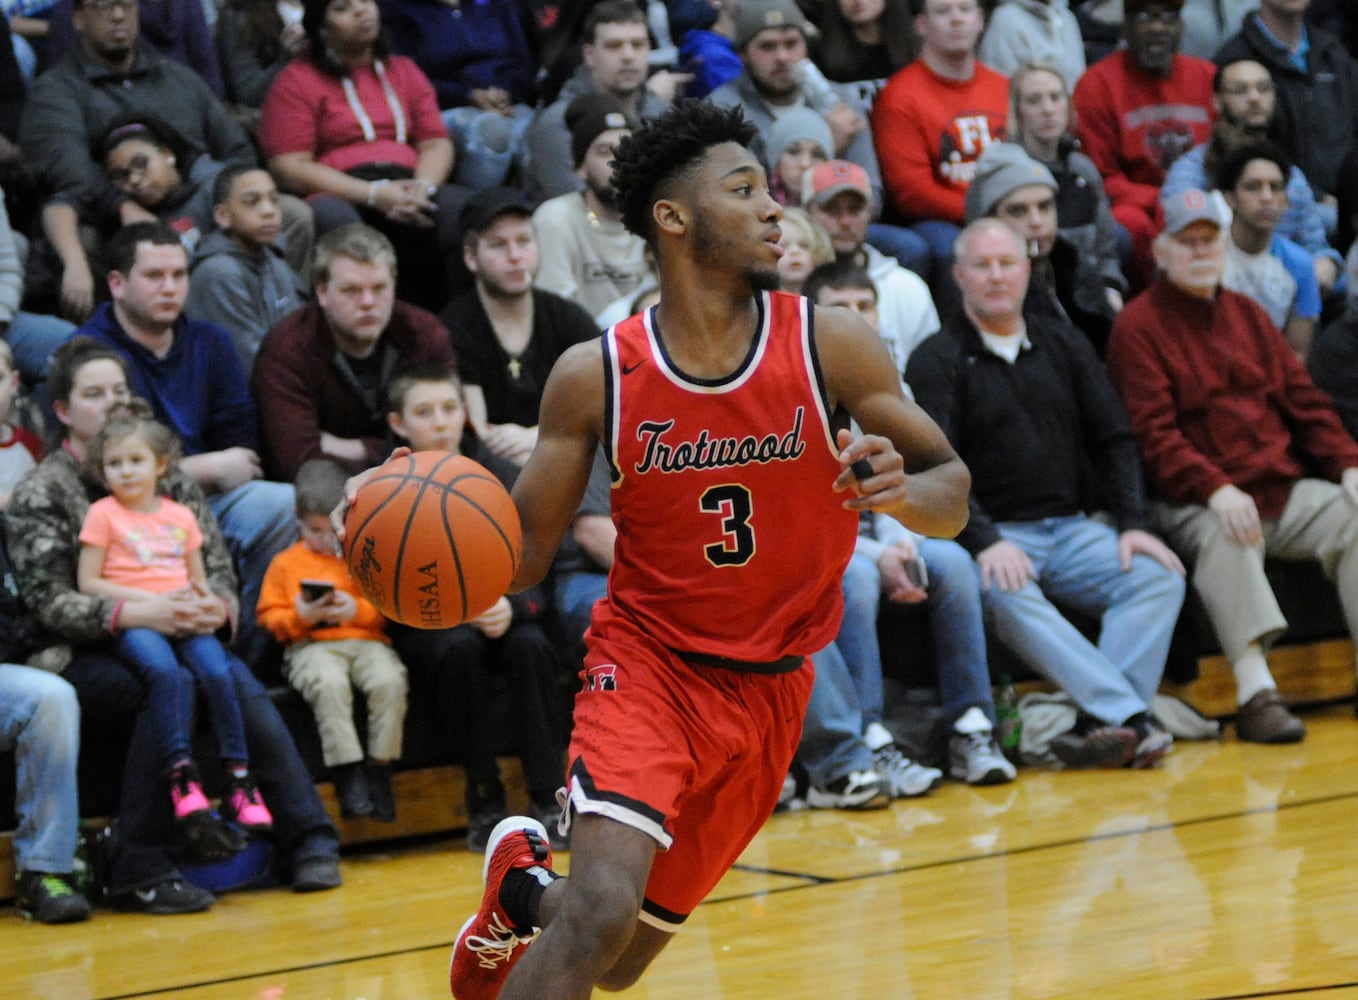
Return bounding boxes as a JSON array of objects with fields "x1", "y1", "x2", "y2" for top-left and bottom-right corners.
[{"x1": 3, "y1": 447, "x2": 240, "y2": 670}]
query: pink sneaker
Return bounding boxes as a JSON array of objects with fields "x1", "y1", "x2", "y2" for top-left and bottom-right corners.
[
  {"x1": 449, "y1": 816, "x2": 552, "y2": 1000},
  {"x1": 224, "y1": 774, "x2": 273, "y2": 831},
  {"x1": 169, "y1": 764, "x2": 211, "y2": 821}
]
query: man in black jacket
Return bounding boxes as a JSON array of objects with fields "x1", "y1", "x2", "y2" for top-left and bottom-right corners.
[
  {"x1": 1215, "y1": 0, "x2": 1358, "y2": 206},
  {"x1": 905, "y1": 218, "x2": 1186, "y2": 769}
]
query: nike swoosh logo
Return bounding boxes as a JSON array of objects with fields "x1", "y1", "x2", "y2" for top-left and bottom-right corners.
[
  {"x1": 135, "y1": 888, "x2": 158, "y2": 903},
  {"x1": 621, "y1": 361, "x2": 643, "y2": 375}
]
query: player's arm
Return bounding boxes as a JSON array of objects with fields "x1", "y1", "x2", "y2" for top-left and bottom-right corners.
[
  {"x1": 815, "y1": 305, "x2": 970, "y2": 540},
  {"x1": 509, "y1": 339, "x2": 606, "y2": 591}
]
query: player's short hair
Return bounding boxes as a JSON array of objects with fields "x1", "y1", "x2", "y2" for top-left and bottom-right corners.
[
  {"x1": 313, "y1": 223, "x2": 398, "y2": 286},
  {"x1": 105, "y1": 221, "x2": 183, "y2": 278},
  {"x1": 385, "y1": 362, "x2": 461, "y2": 417},
  {"x1": 611, "y1": 99, "x2": 760, "y2": 246},
  {"x1": 1212, "y1": 138, "x2": 1292, "y2": 195},
  {"x1": 801, "y1": 259, "x2": 877, "y2": 304},
  {"x1": 212, "y1": 163, "x2": 269, "y2": 207},
  {"x1": 294, "y1": 457, "x2": 350, "y2": 518},
  {"x1": 583, "y1": 0, "x2": 648, "y2": 44}
]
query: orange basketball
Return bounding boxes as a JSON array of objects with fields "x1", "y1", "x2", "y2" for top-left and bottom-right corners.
[{"x1": 344, "y1": 452, "x2": 522, "y2": 629}]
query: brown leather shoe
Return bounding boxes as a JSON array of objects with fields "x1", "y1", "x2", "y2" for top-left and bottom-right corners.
[{"x1": 1236, "y1": 689, "x2": 1306, "y2": 744}]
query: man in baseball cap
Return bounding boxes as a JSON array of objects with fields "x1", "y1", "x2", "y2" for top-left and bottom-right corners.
[{"x1": 1106, "y1": 184, "x2": 1358, "y2": 748}]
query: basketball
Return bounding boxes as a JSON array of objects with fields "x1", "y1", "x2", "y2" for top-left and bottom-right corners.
[{"x1": 344, "y1": 452, "x2": 522, "y2": 629}]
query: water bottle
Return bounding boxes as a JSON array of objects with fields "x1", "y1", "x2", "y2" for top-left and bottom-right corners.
[{"x1": 995, "y1": 677, "x2": 1022, "y2": 765}]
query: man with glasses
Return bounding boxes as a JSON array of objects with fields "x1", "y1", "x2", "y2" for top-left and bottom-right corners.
[
  {"x1": 1108, "y1": 188, "x2": 1358, "y2": 745},
  {"x1": 1162, "y1": 57, "x2": 1342, "y2": 299},
  {"x1": 1072, "y1": 0, "x2": 1215, "y2": 286},
  {"x1": 1215, "y1": 0, "x2": 1358, "y2": 218}
]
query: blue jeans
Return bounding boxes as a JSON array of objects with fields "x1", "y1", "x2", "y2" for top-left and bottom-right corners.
[
  {"x1": 117, "y1": 629, "x2": 248, "y2": 765},
  {"x1": 0, "y1": 664, "x2": 79, "y2": 873},
  {"x1": 210, "y1": 480, "x2": 297, "y2": 666},
  {"x1": 909, "y1": 219, "x2": 961, "y2": 286},
  {"x1": 981, "y1": 516, "x2": 1186, "y2": 725},
  {"x1": 442, "y1": 104, "x2": 533, "y2": 190},
  {"x1": 839, "y1": 538, "x2": 997, "y2": 728},
  {"x1": 799, "y1": 643, "x2": 875, "y2": 788},
  {"x1": 555, "y1": 570, "x2": 608, "y2": 656},
  {"x1": 65, "y1": 646, "x2": 338, "y2": 894}
]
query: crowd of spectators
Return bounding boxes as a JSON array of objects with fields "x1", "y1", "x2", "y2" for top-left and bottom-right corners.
[{"x1": 3, "y1": 0, "x2": 1358, "y2": 925}]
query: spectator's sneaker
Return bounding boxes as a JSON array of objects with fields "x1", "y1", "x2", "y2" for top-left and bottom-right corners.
[
  {"x1": 223, "y1": 773, "x2": 273, "y2": 831},
  {"x1": 110, "y1": 877, "x2": 215, "y2": 915},
  {"x1": 169, "y1": 763, "x2": 211, "y2": 821},
  {"x1": 333, "y1": 762, "x2": 374, "y2": 819},
  {"x1": 291, "y1": 856, "x2": 343, "y2": 893},
  {"x1": 1050, "y1": 726, "x2": 1138, "y2": 769},
  {"x1": 949, "y1": 730, "x2": 1017, "y2": 785},
  {"x1": 1236, "y1": 689, "x2": 1306, "y2": 744},
  {"x1": 449, "y1": 817, "x2": 553, "y2": 1000},
  {"x1": 367, "y1": 762, "x2": 397, "y2": 823},
  {"x1": 466, "y1": 781, "x2": 509, "y2": 851},
  {"x1": 806, "y1": 770, "x2": 891, "y2": 810},
  {"x1": 774, "y1": 772, "x2": 807, "y2": 813},
  {"x1": 179, "y1": 811, "x2": 248, "y2": 863},
  {"x1": 872, "y1": 743, "x2": 943, "y2": 798},
  {"x1": 1126, "y1": 714, "x2": 1174, "y2": 769},
  {"x1": 15, "y1": 871, "x2": 91, "y2": 924}
]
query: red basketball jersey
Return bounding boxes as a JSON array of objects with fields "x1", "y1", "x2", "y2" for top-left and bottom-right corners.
[{"x1": 599, "y1": 290, "x2": 858, "y2": 663}]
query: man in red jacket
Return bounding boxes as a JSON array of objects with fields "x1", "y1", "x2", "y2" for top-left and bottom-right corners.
[
  {"x1": 1073, "y1": 0, "x2": 1215, "y2": 286},
  {"x1": 1107, "y1": 189, "x2": 1358, "y2": 745},
  {"x1": 251, "y1": 223, "x2": 458, "y2": 481}
]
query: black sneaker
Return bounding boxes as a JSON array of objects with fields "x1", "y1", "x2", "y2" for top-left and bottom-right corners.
[
  {"x1": 16, "y1": 871, "x2": 92, "y2": 924},
  {"x1": 179, "y1": 812, "x2": 248, "y2": 863},
  {"x1": 366, "y1": 761, "x2": 396, "y2": 823},
  {"x1": 110, "y1": 877, "x2": 215, "y2": 914},
  {"x1": 466, "y1": 780, "x2": 508, "y2": 851},
  {"x1": 333, "y1": 761, "x2": 374, "y2": 819},
  {"x1": 291, "y1": 855, "x2": 343, "y2": 893}
]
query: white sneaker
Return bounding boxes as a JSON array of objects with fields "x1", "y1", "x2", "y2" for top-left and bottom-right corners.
[
  {"x1": 949, "y1": 730, "x2": 1017, "y2": 785},
  {"x1": 806, "y1": 769, "x2": 890, "y2": 810},
  {"x1": 871, "y1": 744, "x2": 942, "y2": 798}
]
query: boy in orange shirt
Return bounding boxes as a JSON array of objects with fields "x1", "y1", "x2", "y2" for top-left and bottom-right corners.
[{"x1": 257, "y1": 458, "x2": 408, "y2": 822}]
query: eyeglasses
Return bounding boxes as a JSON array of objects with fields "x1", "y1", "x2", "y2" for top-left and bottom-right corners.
[
  {"x1": 83, "y1": 0, "x2": 136, "y2": 14},
  {"x1": 107, "y1": 153, "x2": 151, "y2": 184},
  {"x1": 1131, "y1": 9, "x2": 1180, "y2": 26}
]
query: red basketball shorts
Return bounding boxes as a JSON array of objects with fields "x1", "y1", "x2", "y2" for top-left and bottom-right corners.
[{"x1": 564, "y1": 602, "x2": 813, "y2": 931}]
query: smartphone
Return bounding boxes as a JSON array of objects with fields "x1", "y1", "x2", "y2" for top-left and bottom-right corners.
[
  {"x1": 904, "y1": 558, "x2": 928, "y2": 590},
  {"x1": 300, "y1": 580, "x2": 335, "y2": 602}
]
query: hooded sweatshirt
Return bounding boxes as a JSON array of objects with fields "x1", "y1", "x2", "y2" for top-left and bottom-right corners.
[{"x1": 187, "y1": 229, "x2": 307, "y2": 371}]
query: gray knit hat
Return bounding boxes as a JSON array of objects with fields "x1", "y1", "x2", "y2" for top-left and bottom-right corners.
[
  {"x1": 765, "y1": 107, "x2": 834, "y2": 164},
  {"x1": 733, "y1": 0, "x2": 809, "y2": 49},
  {"x1": 963, "y1": 142, "x2": 1059, "y2": 222}
]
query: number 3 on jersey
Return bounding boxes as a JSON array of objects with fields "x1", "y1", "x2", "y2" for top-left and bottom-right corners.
[{"x1": 700, "y1": 484, "x2": 755, "y2": 567}]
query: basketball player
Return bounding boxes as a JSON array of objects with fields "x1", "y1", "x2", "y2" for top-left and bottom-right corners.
[{"x1": 349, "y1": 100, "x2": 970, "y2": 1000}]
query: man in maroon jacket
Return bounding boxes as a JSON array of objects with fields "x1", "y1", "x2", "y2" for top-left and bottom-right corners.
[
  {"x1": 252, "y1": 224, "x2": 458, "y2": 481},
  {"x1": 1107, "y1": 188, "x2": 1358, "y2": 745}
]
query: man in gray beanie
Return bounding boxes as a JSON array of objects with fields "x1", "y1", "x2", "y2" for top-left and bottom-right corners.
[
  {"x1": 531, "y1": 92, "x2": 647, "y2": 317},
  {"x1": 965, "y1": 141, "x2": 1122, "y2": 353}
]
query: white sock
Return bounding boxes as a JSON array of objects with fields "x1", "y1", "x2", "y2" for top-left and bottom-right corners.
[
  {"x1": 863, "y1": 721, "x2": 894, "y2": 752},
  {"x1": 954, "y1": 705, "x2": 991, "y2": 735},
  {"x1": 1232, "y1": 646, "x2": 1276, "y2": 707}
]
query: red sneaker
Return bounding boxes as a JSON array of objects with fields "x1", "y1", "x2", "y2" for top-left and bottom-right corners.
[{"x1": 449, "y1": 816, "x2": 553, "y2": 1000}]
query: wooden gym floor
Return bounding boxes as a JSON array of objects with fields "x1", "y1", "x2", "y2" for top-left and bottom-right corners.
[{"x1": 4, "y1": 703, "x2": 1358, "y2": 1000}]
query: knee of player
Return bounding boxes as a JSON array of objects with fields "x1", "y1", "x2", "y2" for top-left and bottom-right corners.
[{"x1": 556, "y1": 872, "x2": 644, "y2": 964}]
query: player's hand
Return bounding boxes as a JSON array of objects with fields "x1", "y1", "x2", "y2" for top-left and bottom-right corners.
[
  {"x1": 878, "y1": 541, "x2": 927, "y2": 604},
  {"x1": 976, "y1": 539, "x2": 1035, "y2": 593},
  {"x1": 1118, "y1": 529, "x2": 1184, "y2": 574},
  {"x1": 470, "y1": 596, "x2": 512, "y2": 638},
  {"x1": 1208, "y1": 483, "x2": 1262, "y2": 546},
  {"x1": 332, "y1": 447, "x2": 413, "y2": 544},
  {"x1": 833, "y1": 428, "x2": 906, "y2": 512}
]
